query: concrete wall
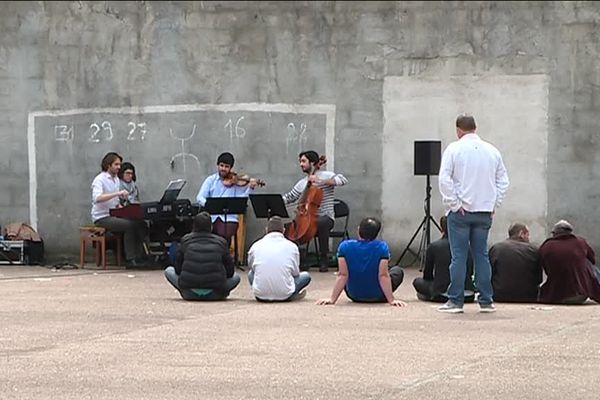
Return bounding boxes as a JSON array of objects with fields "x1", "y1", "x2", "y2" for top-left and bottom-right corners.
[{"x1": 1, "y1": 1, "x2": 600, "y2": 260}]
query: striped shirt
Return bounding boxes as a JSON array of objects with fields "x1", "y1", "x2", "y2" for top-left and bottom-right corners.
[{"x1": 283, "y1": 170, "x2": 348, "y2": 220}]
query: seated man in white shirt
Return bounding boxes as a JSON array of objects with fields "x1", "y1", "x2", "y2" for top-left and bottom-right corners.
[{"x1": 247, "y1": 216, "x2": 311, "y2": 302}]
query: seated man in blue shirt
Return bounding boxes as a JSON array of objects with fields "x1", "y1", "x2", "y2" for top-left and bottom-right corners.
[{"x1": 316, "y1": 217, "x2": 407, "y2": 307}]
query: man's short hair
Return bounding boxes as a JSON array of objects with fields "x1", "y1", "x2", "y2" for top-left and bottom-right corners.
[
  {"x1": 101, "y1": 152, "x2": 122, "y2": 171},
  {"x1": 358, "y1": 217, "x2": 381, "y2": 241},
  {"x1": 217, "y1": 152, "x2": 235, "y2": 167},
  {"x1": 440, "y1": 215, "x2": 448, "y2": 236},
  {"x1": 299, "y1": 150, "x2": 319, "y2": 165},
  {"x1": 193, "y1": 211, "x2": 212, "y2": 232},
  {"x1": 508, "y1": 222, "x2": 527, "y2": 239},
  {"x1": 456, "y1": 114, "x2": 477, "y2": 131},
  {"x1": 267, "y1": 216, "x2": 284, "y2": 233}
]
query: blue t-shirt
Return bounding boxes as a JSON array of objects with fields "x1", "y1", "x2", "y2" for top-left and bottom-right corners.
[{"x1": 337, "y1": 239, "x2": 390, "y2": 300}]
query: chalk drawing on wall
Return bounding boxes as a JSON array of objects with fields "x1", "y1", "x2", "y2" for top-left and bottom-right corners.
[
  {"x1": 169, "y1": 123, "x2": 201, "y2": 177},
  {"x1": 28, "y1": 103, "x2": 336, "y2": 231}
]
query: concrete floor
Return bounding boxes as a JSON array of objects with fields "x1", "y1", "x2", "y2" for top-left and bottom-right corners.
[{"x1": 0, "y1": 265, "x2": 598, "y2": 399}]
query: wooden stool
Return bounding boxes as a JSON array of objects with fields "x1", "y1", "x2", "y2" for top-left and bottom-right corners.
[
  {"x1": 79, "y1": 227, "x2": 123, "y2": 269},
  {"x1": 229, "y1": 214, "x2": 247, "y2": 265}
]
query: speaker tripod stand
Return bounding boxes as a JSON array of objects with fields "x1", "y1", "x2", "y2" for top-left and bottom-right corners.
[{"x1": 395, "y1": 174, "x2": 442, "y2": 270}]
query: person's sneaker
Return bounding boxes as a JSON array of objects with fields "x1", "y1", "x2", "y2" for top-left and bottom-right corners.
[
  {"x1": 479, "y1": 303, "x2": 496, "y2": 313},
  {"x1": 319, "y1": 265, "x2": 328, "y2": 273},
  {"x1": 437, "y1": 301, "x2": 464, "y2": 314},
  {"x1": 294, "y1": 290, "x2": 307, "y2": 300}
]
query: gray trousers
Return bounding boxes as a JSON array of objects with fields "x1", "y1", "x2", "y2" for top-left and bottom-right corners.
[{"x1": 95, "y1": 216, "x2": 147, "y2": 261}]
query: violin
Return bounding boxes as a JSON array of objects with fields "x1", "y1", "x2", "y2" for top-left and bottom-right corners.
[{"x1": 223, "y1": 171, "x2": 266, "y2": 188}]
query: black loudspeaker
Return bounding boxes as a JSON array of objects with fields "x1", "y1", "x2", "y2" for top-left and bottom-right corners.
[{"x1": 414, "y1": 140, "x2": 442, "y2": 176}]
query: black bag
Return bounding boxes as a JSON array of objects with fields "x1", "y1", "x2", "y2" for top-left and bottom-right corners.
[{"x1": 26, "y1": 240, "x2": 45, "y2": 265}]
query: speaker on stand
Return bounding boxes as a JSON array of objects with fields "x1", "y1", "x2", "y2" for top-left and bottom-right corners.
[{"x1": 396, "y1": 140, "x2": 443, "y2": 270}]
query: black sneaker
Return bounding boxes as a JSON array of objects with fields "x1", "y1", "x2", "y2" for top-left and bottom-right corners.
[{"x1": 319, "y1": 265, "x2": 328, "y2": 273}]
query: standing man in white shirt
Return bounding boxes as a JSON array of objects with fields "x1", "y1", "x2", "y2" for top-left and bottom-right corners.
[
  {"x1": 247, "y1": 216, "x2": 311, "y2": 301},
  {"x1": 92, "y1": 152, "x2": 147, "y2": 267},
  {"x1": 437, "y1": 114, "x2": 509, "y2": 313}
]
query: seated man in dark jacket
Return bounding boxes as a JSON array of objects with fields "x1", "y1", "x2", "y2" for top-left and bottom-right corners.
[
  {"x1": 164, "y1": 211, "x2": 240, "y2": 300},
  {"x1": 539, "y1": 220, "x2": 600, "y2": 304},
  {"x1": 489, "y1": 222, "x2": 541, "y2": 302},
  {"x1": 412, "y1": 216, "x2": 475, "y2": 303}
]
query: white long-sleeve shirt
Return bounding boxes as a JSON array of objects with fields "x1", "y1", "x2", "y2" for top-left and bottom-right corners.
[
  {"x1": 438, "y1": 133, "x2": 509, "y2": 213},
  {"x1": 91, "y1": 171, "x2": 120, "y2": 222}
]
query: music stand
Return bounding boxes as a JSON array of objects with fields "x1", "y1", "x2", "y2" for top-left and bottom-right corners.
[
  {"x1": 249, "y1": 194, "x2": 289, "y2": 219},
  {"x1": 159, "y1": 179, "x2": 186, "y2": 204},
  {"x1": 204, "y1": 197, "x2": 248, "y2": 267}
]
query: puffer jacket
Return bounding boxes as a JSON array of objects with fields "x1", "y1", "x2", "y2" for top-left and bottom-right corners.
[{"x1": 175, "y1": 231, "x2": 234, "y2": 292}]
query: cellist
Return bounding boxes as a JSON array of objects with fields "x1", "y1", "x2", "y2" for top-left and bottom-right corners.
[{"x1": 282, "y1": 150, "x2": 349, "y2": 272}]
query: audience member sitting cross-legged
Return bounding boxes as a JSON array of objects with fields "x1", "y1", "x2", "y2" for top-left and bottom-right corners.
[
  {"x1": 164, "y1": 211, "x2": 240, "y2": 301},
  {"x1": 413, "y1": 216, "x2": 475, "y2": 303},
  {"x1": 247, "y1": 216, "x2": 311, "y2": 302},
  {"x1": 538, "y1": 220, "x2": 600, "y2": 305},
  {"x1": 489, "y1": 222, "x2": 541, "y2": 303}
]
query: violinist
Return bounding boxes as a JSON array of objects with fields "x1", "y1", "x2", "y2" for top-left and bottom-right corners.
[
  {"x1": 283, "y1": 150, "x2": 348, "y2": 272},
  {"x1": 196, "y1": 152, "x2": 259, "y2": 246}
]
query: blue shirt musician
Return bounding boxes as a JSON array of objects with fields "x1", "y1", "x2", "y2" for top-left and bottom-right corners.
[{"x1": 196, "y1": 152, "x2": 258, "y2": 246}]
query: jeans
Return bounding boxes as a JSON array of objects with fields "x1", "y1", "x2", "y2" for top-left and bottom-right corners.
[
  {"x1": 592, "y1": 264, "x2": 600, "y2": 282},
  {"x1": 248, "y1": 270, "x2": 311, "y2": 301},
  {"x1": 447, "y1": 211, "x2": 494, "y2": 307},
  {"x1": 346, "y1": 265, "x2": 404, "y2": 303},
  {"x1": 317, "y1": 216, "x2": 334, "y2": 264},
  {"x1": 164, "y1": 266, "x2": 240, "y2": 301},
  {"x1": 94, "y1": 216, "x2": 147, "y2": 261}
]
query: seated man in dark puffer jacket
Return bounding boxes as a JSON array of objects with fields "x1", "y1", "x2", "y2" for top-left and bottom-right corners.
[{"x1": 164, "y1": 211, "x2": 240, "y2": 300}]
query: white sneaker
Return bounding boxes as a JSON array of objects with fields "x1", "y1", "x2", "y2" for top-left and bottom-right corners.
[
  {"x1": 479, "y1": 303, "x2": 496, "y2": 313},
  {"x1": 438, "y1": 301, "x2": 464, "y2": 314}
]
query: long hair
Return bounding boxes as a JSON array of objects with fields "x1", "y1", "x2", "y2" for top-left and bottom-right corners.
[{"x1": 101, "y1": 152, "x2": 122, "y2": 172}]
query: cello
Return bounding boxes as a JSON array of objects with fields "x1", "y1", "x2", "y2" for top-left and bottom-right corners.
[{"x1": 285, "y1": 155, "x2": 327, "y2": 244}]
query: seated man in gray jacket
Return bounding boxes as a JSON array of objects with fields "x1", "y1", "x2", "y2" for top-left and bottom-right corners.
[
  {"x1": 489, "y1": 222, "x2": 541, "y2": 303},
  {"x1": 164, "y1": 211, "x2": 240, "y2": 300}
]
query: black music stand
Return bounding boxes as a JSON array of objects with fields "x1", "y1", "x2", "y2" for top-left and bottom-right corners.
[
  {"x1": 204, "y1": 197, "x2": 248, "y2": 267},
  {"x1": 249, "y1": 194, "x2": 289, "y2": 219}
]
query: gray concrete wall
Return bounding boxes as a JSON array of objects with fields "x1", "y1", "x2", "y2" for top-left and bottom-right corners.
[{"x1": 1, "y1": 1, "x2": 599, "y2": 260}]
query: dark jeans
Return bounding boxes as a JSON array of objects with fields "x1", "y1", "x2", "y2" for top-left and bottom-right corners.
[
  {"x1": 164, "y1": 266, "x2": 240, "y2": 301},
  {"x1": 316, "y1": 216, "x2": 334, "y2": 264},
  {"x1": 346, "y1": 265, "x2": 404, "y2": 303},
  {"x1": 413, "y1": 277, "x2": 475, "y2": 303},
  {"x1": 212, "y1": 219, "x2": 238, "y2": 247},
  {"x1": 94, "y1": 216, "x2": 147, "y2": 261}
]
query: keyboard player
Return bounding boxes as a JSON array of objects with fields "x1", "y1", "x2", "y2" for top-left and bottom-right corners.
[{"x1": 92, "y1": 152, "x2": 148, "y2": 268}]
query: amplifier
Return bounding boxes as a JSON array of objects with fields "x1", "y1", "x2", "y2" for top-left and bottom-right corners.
[{"x1": 0, "y1": 240, "x2": 27, "y2": 265}]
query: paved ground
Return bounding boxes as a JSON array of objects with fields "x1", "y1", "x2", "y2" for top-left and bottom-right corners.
[{"x1": 0, "y1": 265, "x2": 599, "y2": 399}]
